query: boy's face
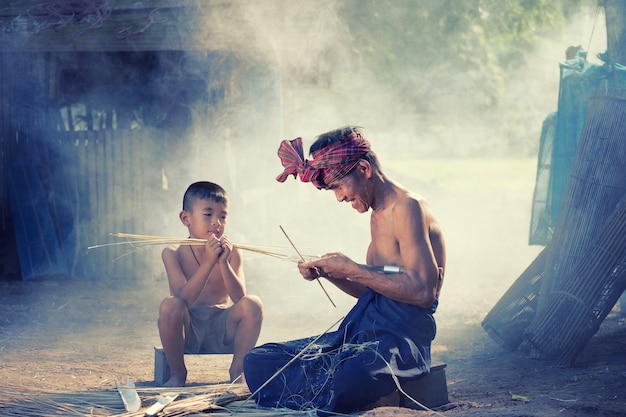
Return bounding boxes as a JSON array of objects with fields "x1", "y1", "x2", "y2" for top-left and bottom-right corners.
[{"x1": 182, "y1": 198, "x2": 228, "y2": 239}]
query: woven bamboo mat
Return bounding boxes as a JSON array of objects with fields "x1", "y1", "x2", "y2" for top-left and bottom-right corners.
[
  {"x1": 538, "y1": 93, "x2": 626, "y2": 312},
  {"x1": 524, "y1": 194, "x2": 626, "y2": 363}
]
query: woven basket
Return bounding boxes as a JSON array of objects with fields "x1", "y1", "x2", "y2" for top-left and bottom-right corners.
[
  {"x1": 524, "y1": 194, "x2": 626, "y2": 364},
  {"x1": 481, "y1": 248, "x2": 547, "y2": 351}
]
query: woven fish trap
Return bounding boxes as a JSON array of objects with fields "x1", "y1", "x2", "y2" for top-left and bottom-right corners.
[
  {"x1": 525, "y1": 194, "x2": 626, "y2": 364},
  {"x1": 538, "y1": 93, "x2": 626, "y2": 312},
  {"x1": 481, "y1": 248, "x2": 547, "y2": 351}
]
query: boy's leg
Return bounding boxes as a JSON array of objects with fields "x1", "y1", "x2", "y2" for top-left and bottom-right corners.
[
  {"x1": 158, "y1": 296, "x2": 190, "y2": 386},
  {"x1": 225, "y1": 295, "x2": 264, "y2": 382}
]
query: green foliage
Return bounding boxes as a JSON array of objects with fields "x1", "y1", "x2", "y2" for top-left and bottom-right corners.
[
  {"x1": 338, "y1": 0, "x2": 588, "y2": 112},
  {"x1": 479, "y1": 0, "x2": 585, "y2": 68}
]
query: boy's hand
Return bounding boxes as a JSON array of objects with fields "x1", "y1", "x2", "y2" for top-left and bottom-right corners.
[
  {"x1": 205, "y1": 235, "x2": 223, "y2": 265},
  {"x1": 218, "y1": 236, "x2": 232, "y2": 264}
]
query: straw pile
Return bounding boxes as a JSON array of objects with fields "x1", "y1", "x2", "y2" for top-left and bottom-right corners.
[{"x1": 0, "y1": 382, "x2": 309, "y2": 417}]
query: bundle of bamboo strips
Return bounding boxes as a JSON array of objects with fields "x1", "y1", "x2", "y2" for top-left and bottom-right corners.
[
  {"x1": 89, "y1": 232, "x2": 335, "y2": 306},
  {"x1": 88, "y1": 232, "x2": 319, "y2": 263}
]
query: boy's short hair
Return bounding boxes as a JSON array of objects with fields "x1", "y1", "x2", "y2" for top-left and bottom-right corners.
[{"x1": 183, "y1": 181, "x2": 228, "y2": 211}]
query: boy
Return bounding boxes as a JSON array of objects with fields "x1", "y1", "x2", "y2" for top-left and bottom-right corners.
[{"x1": 159, "y1": 181, "x2": 263, "y2": 386}]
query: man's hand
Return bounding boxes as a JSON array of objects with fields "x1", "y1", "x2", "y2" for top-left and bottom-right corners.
[
  {"x1": 298, "y1": 252, "x2": 354, "y2": 281},
  {"x1": 298, "y1": 262, "x2": 321, "y2": 281}
]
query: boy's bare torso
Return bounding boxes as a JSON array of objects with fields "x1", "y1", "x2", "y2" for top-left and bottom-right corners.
[{"x1": 173, "y1": 244, "x2": 230, "y2": 306}]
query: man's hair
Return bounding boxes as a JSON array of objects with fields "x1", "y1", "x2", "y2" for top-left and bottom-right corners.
[
  {"x1": 182, "y1": 181, "x2": 228, "y2": 211},
  {"x1": 310, "y1": 126, "x2": 381, "y2": 170}
]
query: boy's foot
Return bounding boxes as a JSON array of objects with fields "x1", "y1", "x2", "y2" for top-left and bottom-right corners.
[
  {"x1": 162, "y1": 375, "x2": 186, "y2": 387},
  {"x1": 230, "y1": 373, "x2": 245, "y2": 384}
]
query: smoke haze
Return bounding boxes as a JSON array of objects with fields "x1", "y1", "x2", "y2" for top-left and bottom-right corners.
[
  {"x1": 133, "y1": 2, "x2": 606, "y2": 343},
  {"x1": 2, "y1": 1, "x2": 608, "y2": 345}
]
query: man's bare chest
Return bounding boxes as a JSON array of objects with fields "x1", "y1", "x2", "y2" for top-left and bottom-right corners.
[{"x1": 369, "y1": 212, "x2": 400, "y2": 262}]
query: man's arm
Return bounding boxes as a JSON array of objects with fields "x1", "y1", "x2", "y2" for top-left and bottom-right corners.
[
  {"x1": 384, "y1": 197, "x2": 441, "y2": 306},
  {"x1": 300, "y1": 198, "x2": 441, "y2": 307}
]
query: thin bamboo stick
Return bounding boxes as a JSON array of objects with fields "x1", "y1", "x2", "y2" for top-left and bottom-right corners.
[{"x1": 279, "y1": 225, "x2": 336, "y2": 307}]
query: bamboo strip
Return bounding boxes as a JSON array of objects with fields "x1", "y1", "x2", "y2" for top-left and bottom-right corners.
[
  {"x1": 87, "y1": 232, "x2": 317, "y2": 263},
  {"x1": 279, "y1": 225, "x2": 336, "y2": 307}
]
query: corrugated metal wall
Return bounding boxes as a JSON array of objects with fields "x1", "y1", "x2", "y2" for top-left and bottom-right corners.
[{"x1": 0, "y1": 51, "x2": 194, "y2": 280}]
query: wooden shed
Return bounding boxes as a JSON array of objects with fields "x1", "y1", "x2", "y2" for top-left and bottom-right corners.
[{"x1": 0, "y1": 0, "x2": 282, "y2": 280}]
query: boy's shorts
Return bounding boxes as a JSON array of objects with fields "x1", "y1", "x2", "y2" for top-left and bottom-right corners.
[{"x1": 184, "y1": 304, "x2": 235, "y2": 354}]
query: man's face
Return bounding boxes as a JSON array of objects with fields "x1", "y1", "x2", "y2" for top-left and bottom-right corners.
[
  {"x1": 187, "y1": 198, "x2": 228, "y2": 239},
  {"x1": 327, "y1": 170, "x2": 370, "y2": 213}
]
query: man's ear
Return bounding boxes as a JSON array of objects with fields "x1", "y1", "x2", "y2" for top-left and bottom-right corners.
[
  {"x1": 357, "y1": 160, "x2": 373, "y2": 179},
  {"x1": 179, "y1": 210, "x2": 190, "y2": 226}
]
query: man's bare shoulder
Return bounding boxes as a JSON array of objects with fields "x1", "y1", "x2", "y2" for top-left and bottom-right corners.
[{"x1": 392, "y1": 191, "x2": 429, "y2": 215}]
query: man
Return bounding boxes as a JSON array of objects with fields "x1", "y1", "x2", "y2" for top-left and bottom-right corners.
[{"x1": 244, "y1": 126, "x2": 445, "y2": 413}]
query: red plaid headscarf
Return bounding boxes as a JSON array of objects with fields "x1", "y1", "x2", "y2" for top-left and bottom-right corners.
[{"x1": 276, "y1": 131, "x2": 371, "y2": 189}]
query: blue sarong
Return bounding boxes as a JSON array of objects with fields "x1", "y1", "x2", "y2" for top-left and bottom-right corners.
[{"x1": 243, "y1": 288, "x2": 437, "y2": 414}]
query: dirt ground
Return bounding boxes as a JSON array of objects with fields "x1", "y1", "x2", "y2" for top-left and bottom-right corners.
[{"x1": 1, "y1": 274, "x2": 625, "y2": 417}]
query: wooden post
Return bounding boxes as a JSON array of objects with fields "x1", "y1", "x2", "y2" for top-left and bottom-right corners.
[{"x1": 603, "y1": 0, "x2": 626, "y2": 65}]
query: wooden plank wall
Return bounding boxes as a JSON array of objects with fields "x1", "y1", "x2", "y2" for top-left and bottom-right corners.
[{"x1": 62, "y1": 128, "x2": 163, "y2": 279}]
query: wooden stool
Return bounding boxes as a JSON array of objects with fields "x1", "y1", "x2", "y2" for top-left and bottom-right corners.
[
  {"x1": 154, "y1": 346, "x2": 230, "y2": 385},
  {"x1": 400, "y1": 364, "x2": 449, "y2": 409}
]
